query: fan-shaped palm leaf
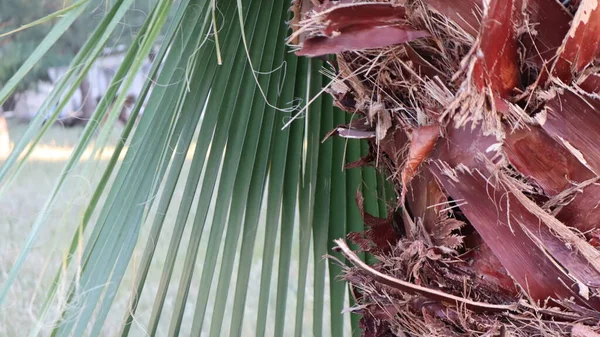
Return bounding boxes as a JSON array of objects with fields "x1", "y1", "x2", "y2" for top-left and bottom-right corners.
[{"x1": 0, "y1": 0, "x2": 384, "y2": 336}]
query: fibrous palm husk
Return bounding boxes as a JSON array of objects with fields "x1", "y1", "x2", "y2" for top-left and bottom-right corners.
[{"x1": 292, "y1": 0, "x2": 600, "y2": 336}]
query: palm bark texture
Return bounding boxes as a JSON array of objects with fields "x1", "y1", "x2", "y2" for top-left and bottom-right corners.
[{"x1": 293, "y1": 0, "x2": 600, "y2": 335}]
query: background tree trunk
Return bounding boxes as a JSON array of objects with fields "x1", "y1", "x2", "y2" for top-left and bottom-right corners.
[
  {"x1": 62, "y1": 75, "x2": 96, "y2": 127},
  {"x1": 2, "y1": 95, "x2": 16, "y2": 112},
  {"x1": 78, "y1": 76, "x2": 95, "y2": 121}
]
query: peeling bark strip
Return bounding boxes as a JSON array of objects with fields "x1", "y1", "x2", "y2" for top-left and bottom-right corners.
[
  {"x1": 503, "y1": 125, "x2": 593, "y2": 196},
  {"x1": 580, "y1": 73, "x2": 600, "y2": 94},
  {"x1": 318, "y1": 3, "x2": 412, "y2": 35},
  {"x1": 552, "y1": 0, "x2": 600, "y2": 82},
  {"x1": 543, "y1": 90, "x2": 600, "y2": 174},
  {"x1": 294, "y1": 2, "x2": 430, "y2": 56},
  {"x1": 297, "y1": 27, "x2": 430, "y2": 57},
  {"x1": 402, "y1": 125, "x2": 439, "y2": 187},
  {"x1": 472, "y1": 0, "x2": 521, "y2": 97},
  {"x1": 504, "y1": 125, "x2": 600, "y2": 234}
]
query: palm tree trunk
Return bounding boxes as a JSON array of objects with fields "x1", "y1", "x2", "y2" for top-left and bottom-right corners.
[{"x1": 295, "y1": 0, "x2": 600, "y2": 335}]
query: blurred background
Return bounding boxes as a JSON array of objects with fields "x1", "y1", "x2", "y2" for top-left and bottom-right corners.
[{"x1": 0, "y1": 0, "x2": 155, "y2": 128}]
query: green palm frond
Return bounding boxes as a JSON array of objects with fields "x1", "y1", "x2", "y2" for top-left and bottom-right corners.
[{"x1": 0, "y1": 0, "x2": 387, "y2": 336}]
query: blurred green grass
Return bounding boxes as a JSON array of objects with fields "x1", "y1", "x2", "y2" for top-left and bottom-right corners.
[{"x1": 0, "y1": 121, "x2": 341, "y2": 337}]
